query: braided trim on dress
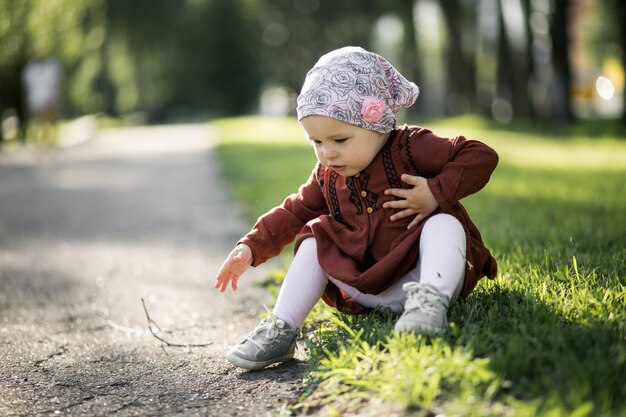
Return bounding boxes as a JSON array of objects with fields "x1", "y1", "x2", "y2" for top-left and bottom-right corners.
[
  {"x1": 382, "y1": 140, "x2": 401, "y2": 189},
  {"x1": 402, "y1": 132, "x2": 427, "y2": 177},
  {"x1": 328, "y1": 171, "x2": 353, "y2": 229}
]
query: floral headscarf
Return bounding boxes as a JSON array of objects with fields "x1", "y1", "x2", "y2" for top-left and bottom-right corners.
[{"x1": 296, "y1": 46, "x2": 419, "y2": 133}]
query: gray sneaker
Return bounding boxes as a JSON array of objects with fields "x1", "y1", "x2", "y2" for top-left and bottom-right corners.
[
  {"x1": 227, "y1": 312, "x2": 296, "y2": 371},
  {"x1": 394, "y1": 283, "x2": 450, "y2": 336}
]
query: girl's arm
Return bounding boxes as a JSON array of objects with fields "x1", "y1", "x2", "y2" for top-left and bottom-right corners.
[
  {"x1": 239, "y1": 163, "x2": 328, "y2": 267},
  {"x1": 384, "y1": 128, "x2": 498, "y2": 226},
  {"x1": 418, "y1": 131, "x2": 499, "y2": 212}
]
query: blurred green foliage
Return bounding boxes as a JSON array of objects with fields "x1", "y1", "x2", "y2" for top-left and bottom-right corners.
[
  {"x1": 1, "y1": 0, "x2": 625, "y2": 139},
  {"x1": 0, "y1": 0, "x2": 262, "y2": 123}
]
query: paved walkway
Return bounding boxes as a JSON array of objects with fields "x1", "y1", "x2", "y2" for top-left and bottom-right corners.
[{"x1": 0, "y1": 125, "x2": 304, "y2": 416}]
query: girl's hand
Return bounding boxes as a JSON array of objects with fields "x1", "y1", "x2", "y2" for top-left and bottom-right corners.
[
  {"x1": 214, "y1": 244, "x2": 253, "y2": 292},
  {"x1": 383, "y1": 174, "x2": 439, "y2": 229}
]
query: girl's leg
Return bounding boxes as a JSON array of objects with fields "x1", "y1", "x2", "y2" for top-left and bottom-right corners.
[
  {"x1": 227, "y1": 238, "x2": 327, "y2": 370},
  {"x1": 411, "y1": 213, "x2": 467, "y2": 301},
  {"x1": 393, "y1": 213, "x2": 467, "y2": 334},
  {"x1": 272, "y1": 237, "x2": 329, "y2": 329},
  {"x1": 328, "y1": 271, "x2": 415, "y2": 314},
  {"x1": 328, "y1": 213, "x2": 466, "y2": 313}
]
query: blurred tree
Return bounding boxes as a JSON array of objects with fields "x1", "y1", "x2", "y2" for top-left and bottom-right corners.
[
  {"x1": 496, "y1": 0, "x2": 532, "y2": 122},
  {"x1": 2, "y1": 0, "x2": 623, "y2": 139},
  {"x1": 181, "y1": 0, "x2": 262, "y2": 117},
  {"x1": 598, "y1": 0, "x2": 626, "y2": 125},
  {"x1": 570, "y1": 0, "x2": 624, "y2": 125},
  {"x1": 0, "y1": 0, "x2": 105, "y2": 143},
  {"x1": 398, "y1": 0, "x2": 425, "y2": 118},
  {"x1": 0, "y1": 0, "x2": 29, "y2": 143},
  {"x1": 398, "y1": 0, "x2": 421, "y2": 92},
  {"x1": 378, "y1": 0, "x2": 423, "y2": 117},
  {"x1": 106, "y1": 0, "x2": 189, "y2": 119},
  {"x1": 106, "y1": 0, "x2": 261, "y2": 120},
  {"x1": 440, "y1": 0, "x2": 477, "y2": 114},
  {"x1": 1, "y1": 0, "x2": 262, "y2": 134},
  {"x1": 621, "y1": 0, "x2": 626, "y2": 126},
  {"x1": 91, "y1": 1, "x2": 116, "y2": 117},
  {"x1": 550, "y1": 0, "x2": 573, "y2": 122},
  {"x1": 0, "y1": 0, "x2": 106, "y2": 139},
  {"x1": 249, "y1": 0, "x2": 379, "y2": 92},
  {"x1": 488, "y1": 0, "x2": 576, "y2": 124}
]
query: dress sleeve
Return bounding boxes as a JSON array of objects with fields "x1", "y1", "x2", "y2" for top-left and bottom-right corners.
[
  {"x1": 408, "y1": 128, "x2": 499, "y2": 212},
  {"x1": 239, "y1": 163, "x2": 329, "y2": 266}
]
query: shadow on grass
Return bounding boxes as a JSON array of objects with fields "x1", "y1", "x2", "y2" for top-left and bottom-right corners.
[
  {"x1": 303, "y1": 287, "x2": 624, "y2": 414},
  {"x1": 450, "y1": 285, "x2": 625, "y2": 412}
]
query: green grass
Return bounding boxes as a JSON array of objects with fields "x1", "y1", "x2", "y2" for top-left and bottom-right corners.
[
  {"x1": 211, "y1": 116, "x2": 317, "y2": 220},
  {"x1": 211, "y1": 115, "x2": 626, "y2": 417}
]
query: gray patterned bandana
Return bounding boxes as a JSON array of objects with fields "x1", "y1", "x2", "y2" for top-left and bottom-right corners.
[{"x1": 296, "y1": 46, "x2": 419, "y2": 133}]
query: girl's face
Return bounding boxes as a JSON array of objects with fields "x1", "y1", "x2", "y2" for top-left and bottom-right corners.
[{"x1": 300, "y1": 115, "x2": 390, "y2": 177}]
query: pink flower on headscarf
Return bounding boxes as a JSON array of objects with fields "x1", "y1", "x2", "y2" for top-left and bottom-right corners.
[{"x1": 361, "y1": 96, "x2": 385, "y2": 123}]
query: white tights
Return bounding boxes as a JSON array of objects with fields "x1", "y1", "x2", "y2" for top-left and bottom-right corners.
[{"x1": 272, "y1": 213, "x2": 467, "y2": 329}]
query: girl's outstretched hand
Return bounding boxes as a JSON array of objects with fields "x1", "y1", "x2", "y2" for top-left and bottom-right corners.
[
  {"x1": 214, "y1": 244, "x2": 253, "y2": 292},
  {"x1": 383, "y1": 174, "x2": 439, "y2": 229}
]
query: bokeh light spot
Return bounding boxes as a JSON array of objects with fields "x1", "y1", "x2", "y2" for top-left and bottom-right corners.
[{"x1": 595, "y1": 76, "x2": 615, "y2": 101}]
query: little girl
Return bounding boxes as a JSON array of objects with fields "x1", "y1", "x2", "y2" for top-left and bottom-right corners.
[{"x1": 215, "y1": 46, "x2": 498, "y2": 371}]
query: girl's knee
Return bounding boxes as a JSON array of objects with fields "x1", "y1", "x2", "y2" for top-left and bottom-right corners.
[
  {"x1": 421, "y1": 213, "x2": 467, "y2": 256},
  {"x1": 424, "y1": 213, "x2": 463, "y2": 234},
  {"x1": 296, "y1": 237, "x2": 317, "y2": 254}
]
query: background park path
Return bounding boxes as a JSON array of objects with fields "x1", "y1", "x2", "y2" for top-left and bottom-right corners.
[{"x1": 0, "y1": 125, "x2": 305, "y2": 416}]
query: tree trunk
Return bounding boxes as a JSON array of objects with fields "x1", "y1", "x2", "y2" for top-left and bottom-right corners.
[
  {"x1": 496, "y1": 0, "x2": 532, "y2": 121},
  {"x1": 399, "y1": 0, "x2": 423, "y2": 117},
  {"x1": 496, "y1": 2, "x2": 513, "y2": 114},
  {"x1": 522, "y1": 0, "x2": 536, "y2": 120},
  {"x1": 550, "y1": 0, "x2": 573, "y2": 122},
  {"x1": 440, "y1": 0, "x2": 477, "y2": 113},
  {"x1": 95, "y1": 37, "x2": 117, "y2": 117}
]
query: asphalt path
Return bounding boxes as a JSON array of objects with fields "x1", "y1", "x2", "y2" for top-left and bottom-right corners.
[{"x1": 0, "y1": 125, "x2": 305, "y2": 416}]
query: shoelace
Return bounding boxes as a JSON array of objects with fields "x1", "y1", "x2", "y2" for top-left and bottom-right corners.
[
  {"x1": 244, "y1": 305, "x2": 285, "y2": 351},
  {"x1": 404, "y1": 284, "x2": 443, "y2": 317}
]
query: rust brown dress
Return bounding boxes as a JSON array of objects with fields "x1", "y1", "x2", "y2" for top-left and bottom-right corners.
[{"x1": 240, "y1": 125, "x2": 499, "y2": 314}]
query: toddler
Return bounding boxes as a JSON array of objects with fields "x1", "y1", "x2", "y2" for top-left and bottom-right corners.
[{"x1": 215, "y1": 46, "x2": 498, "y2": 371}]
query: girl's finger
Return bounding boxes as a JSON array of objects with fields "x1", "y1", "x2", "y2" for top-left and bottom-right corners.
[
  {"x1": 401, "y1": 174, "x2": 425, "y2": 186},
  {"x1": 390, "y1": 208, "x2": 418, "y2": 221},
  {"x1": 214, "y1": 272, "x2": 226, "y2": 287},
  {"x1": 407, "y1": 213, "x2": 424, "y2": 229},
  {"x1": 218, "y1": 272, "x2": 234, "y2": 292},
  {"x1": 383, "y1": 199, "x2": 410, "y2": 209},
  {"x1": 384, "y1": 188, "x2": 409, "y2": 198}
]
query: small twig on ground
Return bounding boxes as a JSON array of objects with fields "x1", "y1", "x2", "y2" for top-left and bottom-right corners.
[
  {"x1": 33, "y1": 344, "x2": 68, "y2": 367},
  {"x1": 105, "y1": 320, "x2": 146, "y2": 334},
  {"x1": 141, "y1": 298, "x2": 212, "y2": 348}
]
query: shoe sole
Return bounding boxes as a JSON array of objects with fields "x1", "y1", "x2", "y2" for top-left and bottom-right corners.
[
  {"x1": 227, "y1": 351, "x2": 295, "y2": 371},
  {"x1": 394, "y1": 321, "x2": 447, "y2": 336}
]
